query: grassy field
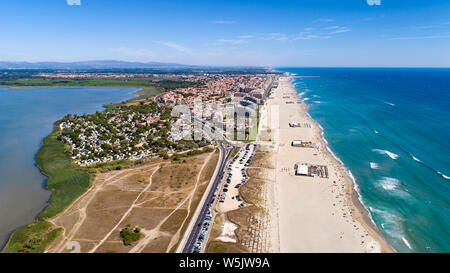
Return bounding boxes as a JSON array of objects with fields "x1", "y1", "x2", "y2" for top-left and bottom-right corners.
[
  {"x1": 37, "y1": 125, "x2": 92, "y2": 219},
  {"x1": 2, "y1": 221, "x2": 62, "y2": 253}
]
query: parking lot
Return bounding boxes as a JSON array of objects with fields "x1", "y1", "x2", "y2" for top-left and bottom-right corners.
[
  {"x1": 218, "y1": 143, "x2": 257, "y2": 212},
  {"x1": 191, "y1": 143, "x2": 257, "y2": 253}
]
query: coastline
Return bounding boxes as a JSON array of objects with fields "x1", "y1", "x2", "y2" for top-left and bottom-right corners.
[
  {"x1": 1, "y1": 86, "x2": 144, "y2": 253},
  {"x1": 266, "y1": 76, "x2": 393, "y2": 252},
  {"x1": 303, "y1": 102, "x2": 394, "y2": 252}
]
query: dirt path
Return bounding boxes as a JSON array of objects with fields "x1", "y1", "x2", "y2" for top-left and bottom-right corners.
[
  {"x1": 166, "y1": 151, "x2": 214, "y2": 252},
  {"x1": 88, "y1": 165, "x2": 160, "y2": 253},
  {"x1": 47, "y1": 170, "x2": 131, "y2": 253}
]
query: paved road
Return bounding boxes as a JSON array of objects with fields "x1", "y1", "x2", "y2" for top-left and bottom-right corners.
[{"x1": 182, "y1": 144, "x2": 234, "y2": 253}]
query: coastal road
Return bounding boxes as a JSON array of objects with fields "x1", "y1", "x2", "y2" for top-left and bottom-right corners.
[{"x1": 182, "y1": 143, "x2": 234, "y2": 253}]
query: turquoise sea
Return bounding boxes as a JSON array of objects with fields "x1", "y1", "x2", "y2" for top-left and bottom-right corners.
[
  {"x1": 0, "y1": 86, "x2": 137, "y2": 249},
  {"x1": 279, "y1": 68, "x2": 450, "y2": 252}
]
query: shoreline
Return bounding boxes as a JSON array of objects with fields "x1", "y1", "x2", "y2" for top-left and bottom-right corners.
[
  {"x1": 1, "y1": 86, "x2": 143, "y2": 253},
  {"x1": 302, "y1": 101, "x2": 394, "y2": 252},
  {"x1": 267, "y1": 76, "x2": 393, "y2": 252}
]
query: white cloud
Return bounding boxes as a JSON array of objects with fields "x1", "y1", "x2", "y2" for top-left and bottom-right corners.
[
  {"x1": 211, "y1": 20, "x2": 236, "y2": 25},
  {"x1": 325, "y1": 26, "x2": 340, "y2": 30},
  {"x1": 66, "y1": 0, "x2": 81, "y2": 6},
  {"x1": 265, "y1": 33, "x2": 289, "y2": 42},
  {"x1": 329, "y1": 27, "x2": 351, "y2": 34},
  {"x1": 239, "y1": 35, "x2": 253, "y2": 39},
  {"x1": 156, "y1": 41, "x2": 190, "y2": 53},
  {"x1": 217, "y1": 39, "x2": 247, "y2": 45},
  {"x1": 292, "y1": 34, "x2": 319, "y2": 40}
]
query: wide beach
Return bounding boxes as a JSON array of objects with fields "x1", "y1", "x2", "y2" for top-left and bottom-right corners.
[{"x1": 263, "y1": 76, "x2": 392, "y2": 252}]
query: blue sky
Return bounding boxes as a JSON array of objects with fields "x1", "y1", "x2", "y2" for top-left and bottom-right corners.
[{"x1": 1, "y1": 0, "x2": 449, "y2": 67}]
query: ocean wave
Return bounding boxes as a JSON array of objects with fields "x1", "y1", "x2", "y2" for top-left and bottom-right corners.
[
  {"x1": 382, "y1": 100, "x2": 395, "y2": 107},
  {"x1": 411, "y1": 155, "x2": 421, "y2": 162},
  {"x1": 312, "y1": 94, "x2": 320, "y2": 98},
  {"x1": 372, "y1": 149, "x2": 399, "y2": 159},
  {"x1": 312, "y1": 101, "x2": 322, "y2": 104},
  {"x1": 369, "y1": 206, "x2": 410, "y2": 248},
  {"x1": 303, "y1": 97, "x2": 310, "y2": 101},
  {"x1": 408, "y1": 153, "x2": 450, "y2": 181},
  {"x1": 370, "y1": 162, "x2": 379, "y2": 169},
  {"x1": 314, "y1": 111, "x2": 378, "y2": 229},
  {"x1": 374, "y1": 130, "x2": 379, "y2": 134},
  {"x1": 437, "y1": 171, "x2": 450, "y2": 180},
  {"x1": 298, "y1": 91, "x2": 305, "y2": 97},
  {"x1": 379, "y1": 177, "x2": 400, "y2": 191},
  {"x1": 402, "y1": 237, "x2": 413, "y2": 250}
]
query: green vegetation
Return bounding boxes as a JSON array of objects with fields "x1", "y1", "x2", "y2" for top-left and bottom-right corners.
[
  {"x1": 0, "y1": 78, "x2": 196, "y2": 89},
  {"x1": 138, "y1": 177, "x2": 149, "y2": 183},
  {"x1": 2, "y1": 123, "x2": 91, "y2": 253},
  {"x1": 171, "y1": 146, "x2": 214, "y2": 161},
  {"x1": 119, "y1": 226, "x2": 141, "y2": 246},
  {"x1": 37, "y1": 124, "x2": 92, "y2": 219},
  {"x1": 2, "y1": 220, "x2": 62, "y2": 253}
]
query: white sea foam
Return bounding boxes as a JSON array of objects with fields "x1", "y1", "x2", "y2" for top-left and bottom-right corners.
[
  {"x1": 303, "y1": 97, "x2": 310, "y2": 101},
  {"x1": 298, "y1": 91, "x2": 305, "y2": 97},
  {"x1": 409, "y1": 154, "x2": 449, "y2": 181},
  {"x1": 318, "y1": 124, "x2": 376, "y2": 226},
  {"x1": 370, "y1": 162, "x2": 379, "y2": 169},
  {"x1": 369, "y1": 207, "x2": 406, "y2": 242},
  {"x1": 383, "y1": 100, "x2": 395, "y2": 107},
  {"x1": 372, "y1": 149, "x2": 399, "y2": 159},
  {"x1": 379, "y1": 177, "x2": 400, "y2": 191},
  {"x1": 437, "y1": 171, "x2": 450, "y2": 180},
  {"x1": 411, "y1": 155, "x2": 421, "y2": 162},
  {"x1": 312, "y1": 101, "x2": 322, "y2": 104},
  {"x1": 374, "y1": 130, "x2": 379, "y2": 134},
  {"x1": 312, "y1": 94, "x2": 320, "y2": 98},
  {"x1": 402, "y1": 237, "x2": 413, "y2": 250}
]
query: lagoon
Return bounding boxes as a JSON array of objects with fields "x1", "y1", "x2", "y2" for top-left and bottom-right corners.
[{"x1": 0, "y1": 86, "x2": 138, "y2": 249}]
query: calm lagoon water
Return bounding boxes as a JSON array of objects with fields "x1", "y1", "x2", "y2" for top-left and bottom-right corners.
[
  {"x1": 279, "y1": 68, "x2": 450, "y2": 252},
  {"x1": 0, "y1": 86, "x2": 137, "y2": 249}
]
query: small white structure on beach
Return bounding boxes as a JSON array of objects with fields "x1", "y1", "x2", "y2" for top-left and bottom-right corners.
[
  {"x1": 291, "y1": 140, "x2": 302, "y2": 147},
  {"x1": 289, "y1": 122, "x2": 301, "y2": 127},
  {"x1": 295, "y1": 163, "x2": 309, "y2": 176}
]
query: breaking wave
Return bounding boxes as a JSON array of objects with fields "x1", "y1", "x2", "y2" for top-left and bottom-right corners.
[
  {"x1": 379, "y1": 177, "x2": 400, "y2": 191},
  {"x1": 408, "y1": 153, "x2": 450, "y2": 181},
  {"x1": 372, "y1": 149, "x2": 399, "y2": 160},
  {"x1": 370, "y1": 162, "x2": 379, "y2": 169},
  {"x1": 382, "y1": 100, "x2": 395, "y2": 107}
]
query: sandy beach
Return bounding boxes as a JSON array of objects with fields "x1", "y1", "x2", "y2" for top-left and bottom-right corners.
[{"x1": 260, "y1": 76, "x2": 393, "y2": 253}]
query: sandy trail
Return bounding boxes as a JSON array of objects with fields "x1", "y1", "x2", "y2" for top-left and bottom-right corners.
[
  {"x1": 164, "y1": 151, "x2": 214, "y2": 252},
  {"x1": 88, "y1": 165, "x2": 161, "y2": 253},
  {"x1": 47, "y1": 170, "x2": 131, "y2": 253}
]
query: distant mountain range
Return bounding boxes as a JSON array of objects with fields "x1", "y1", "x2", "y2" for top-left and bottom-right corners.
[{"x1": 0, "y1": 60, "x2": 196, "y2": 70}]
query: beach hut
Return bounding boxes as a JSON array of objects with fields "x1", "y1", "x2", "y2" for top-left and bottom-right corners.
[{"x1": 295, "y1": 163, "x2": 309, "y2": 176}]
